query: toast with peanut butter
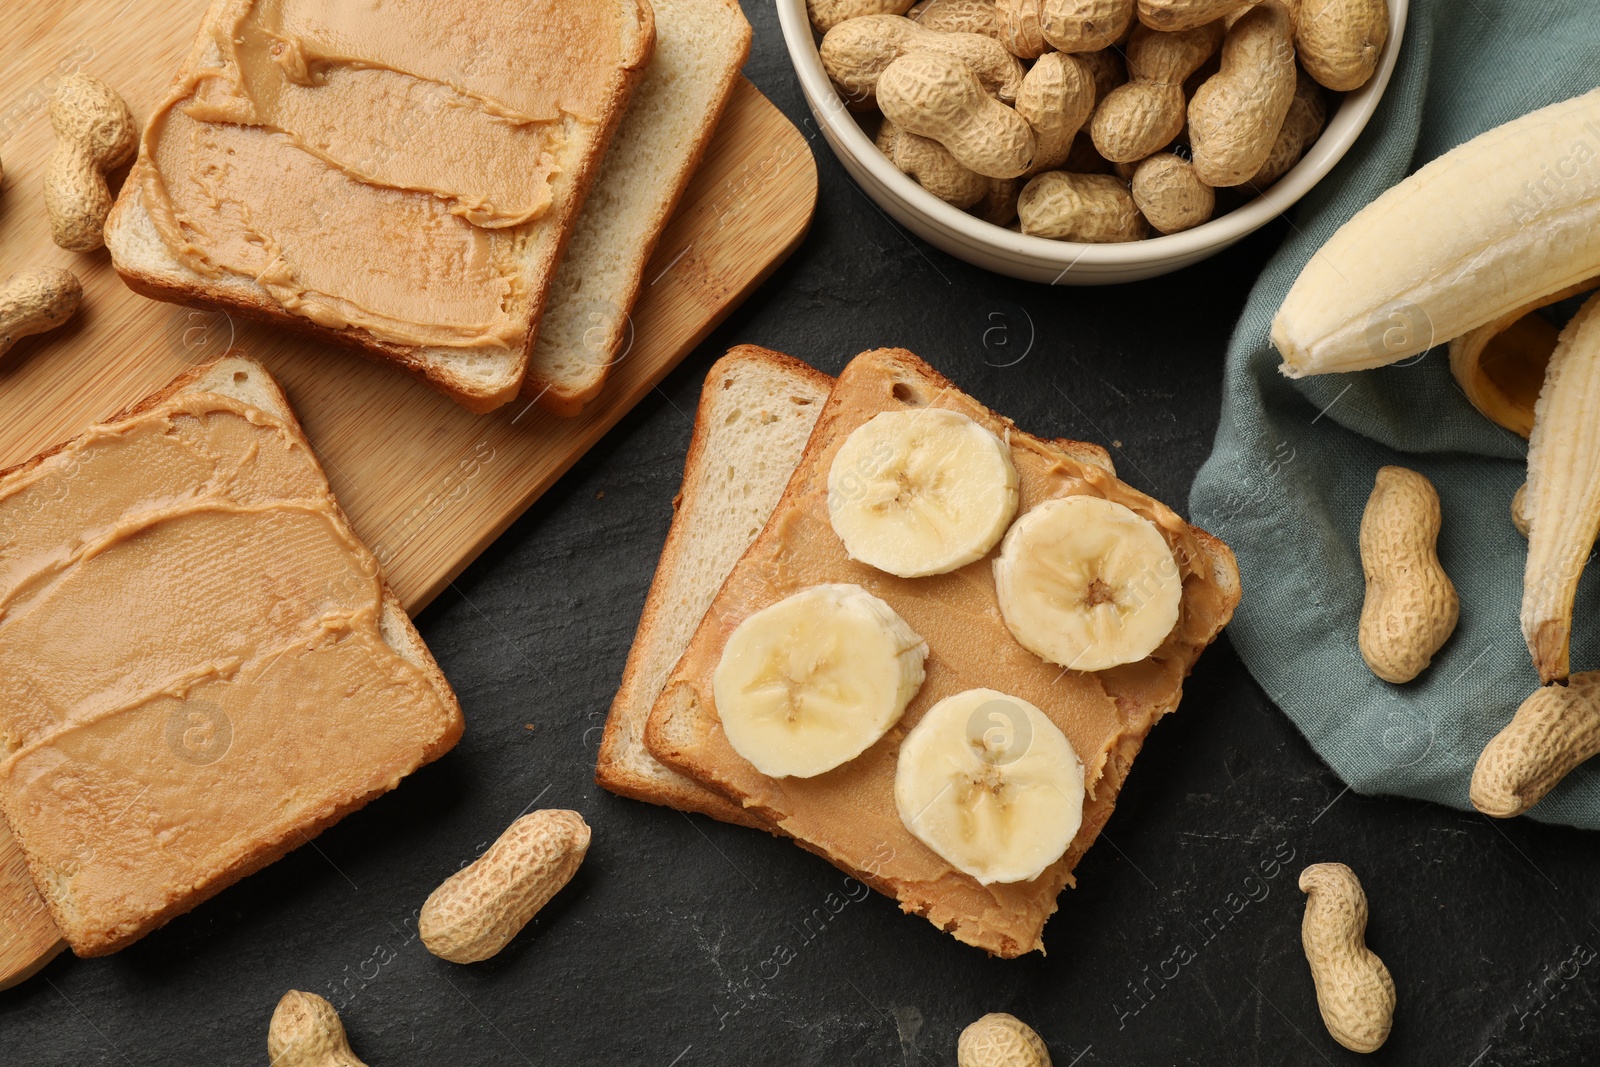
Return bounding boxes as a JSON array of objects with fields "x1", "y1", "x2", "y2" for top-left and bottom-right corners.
[
  {"x1": 597, "y1": 346, "x2": 1112, "y2": 822},
  {"x1": 105, "y1": 0, "x2": 656, "y2": 413},
  {"x1": 0, "y1": 356, "x2": 463, "y2": 956},
  {"x1": 596, "y1": 346, "x2": 832, "y2": 823},
  {"x1": 644, "y1": 348, "x2": 1241, "y2": 957}
]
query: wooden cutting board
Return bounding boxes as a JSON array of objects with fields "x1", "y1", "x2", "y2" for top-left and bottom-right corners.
[{"x1": 0, "y1": 1, "x2": 816, "y2": 989}]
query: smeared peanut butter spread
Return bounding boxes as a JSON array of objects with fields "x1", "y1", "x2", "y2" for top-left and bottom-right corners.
[
  {"x1": 136, "y1": 0, "x2": 630, "y2": 346},
  {"x1": 0, "y1": 391, "x2": 459, "y2": 954},
  {"x1": 657, "y1": 350, "x2": 1239, "y2": 957}
]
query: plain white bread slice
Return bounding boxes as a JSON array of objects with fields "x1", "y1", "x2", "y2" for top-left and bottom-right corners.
[
  {"x1": 105, "y1": 0, "x2": 655, "y2": 414},
  {"x1": 523, "y1": 0, "x2": 751, "y2": 416},
  {"x1": 596, "y1": 345, "x2": 832, "y2": 823}
]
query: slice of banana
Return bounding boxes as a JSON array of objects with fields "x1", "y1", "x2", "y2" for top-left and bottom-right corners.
[
  {"x1": 895, "y1": 688, "x2": 1084, "y2": 884},
  {"x1": 827, "y1": 408, "x2": 1019, "y2": 578},
  {"x1": 713, "y1": 584, "x2": 928, "y2": 778},
  {"x1": 993, "y1": 495, "x2": 1182, "y2": 672}
]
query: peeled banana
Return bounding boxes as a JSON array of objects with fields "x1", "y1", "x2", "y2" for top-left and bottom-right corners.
[
  {"x1": 993, "y1": 495, "x2": 1183, "y2": 671},
  {"x1": 1522, "y1": 293, "x2": 1600, "y2": 684},
  {"x1": 713, "y1": 584, "x2": 928, "y2": 778},
  {"x1": 828, "y1": 408, "x2": 1019, "y2": 578},
  {"x1": 895, "y1": 688, "x2": 1084, "y2": 884},
  {"x1": 1273, "y1": 88, "x2": 1600, "y2": 377}
]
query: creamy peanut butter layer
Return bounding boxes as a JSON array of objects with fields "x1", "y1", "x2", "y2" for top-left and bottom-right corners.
[
  {"x1": 230, "y1": 0, "x2": 624, "y2": 122},
  {"x1": 0, "y1": 391, "x2": 460, "y2": 954},
  {"x1": 136, "y1": 0, "x2": 632, "y2": 346},
  {"x1": 650, "y1": 350, "x2": 1240, "y2": 957},
  {"x1": 142, "y1": 107, "x2": 527, "y2": 347},
  {"x1": 184, "y1": 0, "x2": 567, "y2": 226}
]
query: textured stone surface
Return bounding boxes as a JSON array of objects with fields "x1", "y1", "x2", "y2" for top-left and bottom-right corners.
[{"x1": 3, "y1": 4, "x2": 1598, "y2": 1064}]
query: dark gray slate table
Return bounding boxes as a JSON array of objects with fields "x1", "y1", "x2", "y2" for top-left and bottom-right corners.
[{"x1": 4, "y1": 4, "x2": 1596, "y2": 1064}]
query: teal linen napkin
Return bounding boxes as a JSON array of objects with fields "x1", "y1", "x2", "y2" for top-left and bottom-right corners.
[{"x1": 1188, "y1": 1, "x2": 1600, "y2": 827}]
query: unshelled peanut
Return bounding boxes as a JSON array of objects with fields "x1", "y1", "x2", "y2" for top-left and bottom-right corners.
[
  {"x1": 419, "y1": 809, "x2": 591, "y2": 963},
  {"x1": 995, "y1": 0, "x2": 1050, "y2": 57},
  {"x1": 1188, "y1": 0, "x2": 1297, "y2": 186},
  {"x1": 1248, "y1": 67, "x2": 1325, "y2": 186},
  {"x1": 1131, "y1": 152, "x2": 1213, "y2": 233},
  {"x1": 1091, "y1": 21, "x2": 1224, "y2": 163},
  {"x1": 878, "y1": 119, "x2": 989, "y2": 206},
  {"x1": 267, "y1": 991, "x2": 369, "y2": 1067},
  {"x1": 1018, "y1": 170, "x2": 1146, "y2": 240},
  {"x1": 810, "y1": 0, "x2": 917, "y2": 33},
  {"x1": 1472, "y1": 673, "x2": 1600, "y2": 818},
  {"x1": 878, "y1": 52, "x2": 1036, "y2": 178},
  {"x1": 957, "y1": 1012, "x2": 1051, "y2": 1067},
  {"x1": 1138, "y1": 0, "x2": 1256, "y2": 30},
  {"x1": 1357, "y1": 466, "x2": 1458, "y2": 684},
  {"x1": 821, "y1": 15, "x2": 1027, "y2": 104},
  {"x1": 44, "y1": 73, "x2": 135, "y2": 252},
  {"x1": 912, "y1": 0, "x2": 1002, "y2": 37},
  {"x1": 1041, "y1": 0, "x2": 1135, "y2": 53},
  {"x1": 1015, "y1": 52, "x2": 1098, "y2": 174},
  {"x1": 1299, "y1": 863, "x2": 1395, "y2": 1054},
  {"x1": 1295, "y1": 0, "x2": 1388, "y2": 91},
  {"x1": 0, "y1": 267, "x2": 82, "y2": 359}
]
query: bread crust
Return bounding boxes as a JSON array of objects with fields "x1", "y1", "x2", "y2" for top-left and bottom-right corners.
[
  {"x1": 104, "y1": 0, "x2": 658, "y2": 414},
  {"x1": 526, "y1": 0, "x2": 753, "y2": 415},
  {"x1": 0, "y1": 355, "x2": 464, "y2": 956},
  {"x1": 596, "y1": 345, "x2": 832, "y2": 825},
  {"x1": 105, "y1": 260, "x2": 517, "y2": 413},
  {"x1": 642, "y1": 347, "x2": 1241, "y2": 956}
]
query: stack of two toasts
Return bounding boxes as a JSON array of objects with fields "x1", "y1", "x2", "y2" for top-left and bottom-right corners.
[
  {"x1": 599, "y1": 346, "x2": 1242, "y2": 956},
  {"x1": 106, "y1": 0, "x2": 753, "y2": 414}
]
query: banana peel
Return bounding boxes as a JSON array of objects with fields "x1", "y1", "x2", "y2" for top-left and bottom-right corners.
[
  {"x1": 1523, "y1": 292, "x2": 1600, "y2": 684},
  {"x1": 1273, "y1": 88, "x2": 1600, "y2": 377},
  {"x1": 1449, "y1": 280, "x2": 1599, "y2": 437}
]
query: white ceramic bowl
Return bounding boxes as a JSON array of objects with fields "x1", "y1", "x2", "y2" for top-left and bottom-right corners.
[{"x1": 778, "y1": 1, "x2": 1408, "y2": 284}]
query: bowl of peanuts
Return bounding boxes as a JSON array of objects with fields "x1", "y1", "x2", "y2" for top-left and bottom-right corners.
[{"x1": 779, "y1": 0, "x2": 1406, "y2": 284}]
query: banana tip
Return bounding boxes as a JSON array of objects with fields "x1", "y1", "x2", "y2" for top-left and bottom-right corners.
[{"x1": 1269, "y1": 317, "x2": 1308, "y2": 378}]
